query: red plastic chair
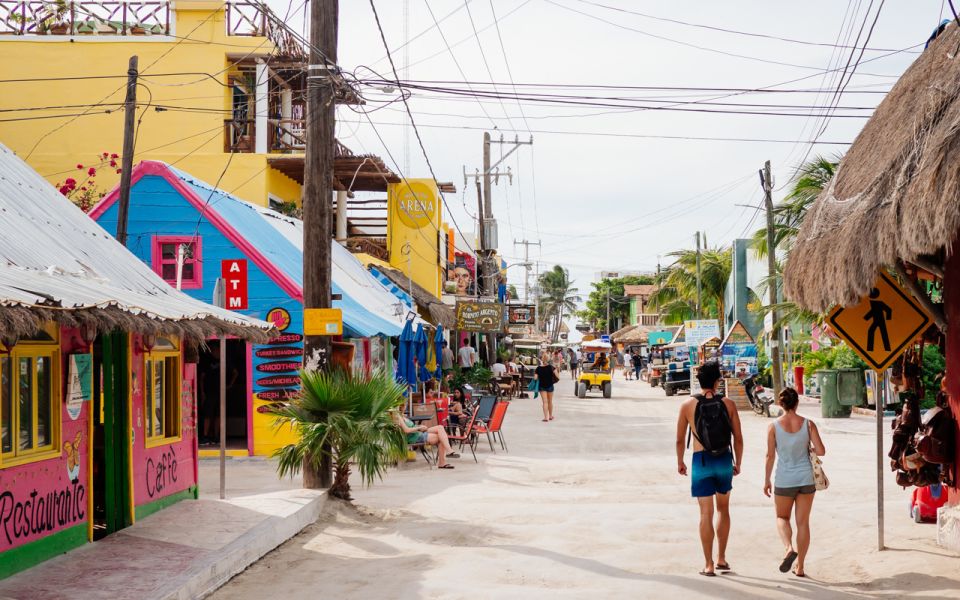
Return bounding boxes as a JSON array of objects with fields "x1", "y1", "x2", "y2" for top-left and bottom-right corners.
[
  {"x1": 475, "y1": 401, "x2": 509, "y2": 452},
  {"x1": 446, "y1": 410, "x2": 479, "y2": 463}
]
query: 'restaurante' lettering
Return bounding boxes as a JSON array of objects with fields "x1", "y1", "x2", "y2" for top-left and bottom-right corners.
[{"x1": 0, "y1": 481, "x2": 86, "y2": 545}]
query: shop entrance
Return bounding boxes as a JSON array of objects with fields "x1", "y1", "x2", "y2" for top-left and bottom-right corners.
[
  {"x1": 91, "y1": 332, "x2": 132, "y2": 540},
  {"x1": 197, "y1": 340, "x2": 248, "y2": 453}
]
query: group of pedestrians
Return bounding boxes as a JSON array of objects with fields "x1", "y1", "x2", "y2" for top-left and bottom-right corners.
[{"x1": 675, "y1": 361, "x2": 826, "y2": 578}]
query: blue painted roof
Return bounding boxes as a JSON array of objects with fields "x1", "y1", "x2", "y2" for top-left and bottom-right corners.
[{"x1": 168, "y1": 166, "x2": 402, "y2": 338}]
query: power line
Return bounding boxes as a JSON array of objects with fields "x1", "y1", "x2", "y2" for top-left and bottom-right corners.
[
  {"x1": 462, "y1": 0, "x2": 516, "y2": 130},
  {"x1": 571, "y1": 0, "x2": 918, "y2": 53},
  {"x1": 545, "y1": 0, "x2": 901, "y2": 77},
  {"x1": 358, "y1": 118, "x2": 854, "y2": 144},
  {"x1": 368, "y1": 0, "x2": 476, "y2": 255},
  {"x1": 420, "y1": 0, "x2": 498, "y2": 128}
]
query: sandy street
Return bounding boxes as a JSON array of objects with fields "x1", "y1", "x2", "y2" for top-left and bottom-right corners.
[{"x1": 213, "y1": 377, "x2": 960, "y2": 599}]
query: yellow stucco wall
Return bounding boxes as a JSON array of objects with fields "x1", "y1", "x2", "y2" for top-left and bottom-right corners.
[{"x1": 0, "y1": 2, "x2": 300, "y2": 207}]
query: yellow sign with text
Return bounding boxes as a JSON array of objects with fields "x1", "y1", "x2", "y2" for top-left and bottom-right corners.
[
  {"x1": 304, "y1": 308, "x2": 343, "y2": 336},
  {"x1": 827, "y1": 271, "x2": 932, "y2": 372},
  {"x1": 388, "y1": 179, "x2": 443, "y2": 299}
]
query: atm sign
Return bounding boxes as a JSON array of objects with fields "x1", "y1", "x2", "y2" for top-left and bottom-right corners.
[{"x1": 222, "y1": 259, "x2": 248, "y2": 310}]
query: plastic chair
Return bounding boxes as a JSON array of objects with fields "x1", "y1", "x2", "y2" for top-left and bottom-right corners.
[{"x1": 474, "y1": 400, "x2": 509, "y2": 452}]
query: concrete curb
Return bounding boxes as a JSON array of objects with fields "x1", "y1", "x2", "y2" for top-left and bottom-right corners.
[{"x1": 163, "y1": 490, "x2": 327, "y2": 600}]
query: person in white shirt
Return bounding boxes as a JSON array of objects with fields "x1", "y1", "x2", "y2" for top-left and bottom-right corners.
[
  {"x1": 491, "y1": 361, "x2": 507, "y2": 376},
  {"x1": 623, "y1": 351, "x2": 633, "y2": 380},
  {"x1": 458, "y1": 343, "x2": 477, "y2": 368}
]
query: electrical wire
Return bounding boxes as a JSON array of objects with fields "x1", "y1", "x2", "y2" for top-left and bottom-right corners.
[
  {"x1": 421, "y1": 0, "x2": 498, "y2": 129},
  {"x1": 572, "y1": 0, "x2": 917, "y2": 53},
  {"x1": 368, "y1": 0, "x2": 477, "y2": 256}
]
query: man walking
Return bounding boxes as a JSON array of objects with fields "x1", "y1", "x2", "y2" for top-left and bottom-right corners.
[
  {"x1": 458, "y1": 340, "x2": 477, "y2": 368},
  {"x1": 675, "y1": 361, "x2": 744, "y2": 577},
  {"x1": 440, "y1": 341, "x2": 455, "y2": 374},
  {"x1": 633, "y1": 350, "x2": 643, "y2": 381}
]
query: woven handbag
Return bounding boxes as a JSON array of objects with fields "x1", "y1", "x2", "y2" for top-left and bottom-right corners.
[{"x1": 808, "y1": 420, "x2": 829, "y2": 491}]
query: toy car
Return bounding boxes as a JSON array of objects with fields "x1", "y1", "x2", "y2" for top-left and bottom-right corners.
[{"x1": 910, "y1": 483, "x2": 948, "y2": 523}]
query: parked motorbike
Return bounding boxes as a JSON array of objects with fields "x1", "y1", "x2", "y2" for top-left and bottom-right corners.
[{"x1": 743, "y1": 375, "x2": 773, "y2": 417}]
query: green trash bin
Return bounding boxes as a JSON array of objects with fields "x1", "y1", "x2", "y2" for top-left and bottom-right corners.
[
  {"x1": 818, "y1": 370, "x2": 850, "y2": 418},
  {"x1": 837, "y1": 368, "x2": 865, "y2": 407}
]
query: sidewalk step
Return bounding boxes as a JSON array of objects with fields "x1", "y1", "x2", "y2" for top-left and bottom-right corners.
[{"x1": 0, "y1": 489, "x2": 325, "y2": 600}]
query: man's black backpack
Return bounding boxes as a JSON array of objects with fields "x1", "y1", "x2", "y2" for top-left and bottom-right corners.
[{"x1": 689, "y1": 393, "x2": 733, "y2": 456}]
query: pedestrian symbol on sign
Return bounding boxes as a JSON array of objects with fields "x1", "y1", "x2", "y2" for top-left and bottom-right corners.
[
  {"x1": 864, "y1": 288, "x2": 892, "y2": 352},
  {"x1": 827, "y1": 272, "x2": 933, "y2": 372}
]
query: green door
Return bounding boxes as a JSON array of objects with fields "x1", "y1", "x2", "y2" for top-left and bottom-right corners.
[{"x1": 92, "y1": 332, "x2": 132, "y2": 539}]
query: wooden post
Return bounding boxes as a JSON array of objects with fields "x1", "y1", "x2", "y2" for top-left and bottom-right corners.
[
  {"x1": 115, "y1": 55, "x2": 138, "y2": 247},
  {"x1": 945, "y1": 240, "x2": 960, "y2": 484},
  {"x1": 763, "y1": 160, "x2": 783, "y2": 398},
  {"x1": 302, "y1": 0, "x2": 338, "y2": 489}
]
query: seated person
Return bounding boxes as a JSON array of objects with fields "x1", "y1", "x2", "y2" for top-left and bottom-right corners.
[
  {"x1": 491, "y1": 360, "x2": 508, "y2": 377},
  {"x1": 392, "y1": 410, "x2": 459, "y2": 469},
  {"x1": 593, "y1": 352, "x2": 609, "y2": 371},
  {"x1": 447, "y1": 387, "x2": 472, "y2": 429}
]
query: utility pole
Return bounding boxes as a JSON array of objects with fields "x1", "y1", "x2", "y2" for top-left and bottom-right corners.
[
  {"x1": 762, "y1": 159, "x2": 784, "y2": 398},
  {"x1": 464, "y1": 133, "x2": 532, "y2": 364},
  {"x1": 695, "y1": 231, "x2": 702, "y2": 319},
  {"x1": 606, "y1": 290, "x2": 611, "y2": 336},
  {"x1": 115, "y1": 55, "x2": 138, "y2": 247},
  {"x1": 513, "y1": 239, "x2": 541, "y2": 303},
  {"x1": 302, "y1": 0, "x2": 338, "y2": 489},
  {"x1": 655, "y1": 258, "x2": 661, "y2": 324}
]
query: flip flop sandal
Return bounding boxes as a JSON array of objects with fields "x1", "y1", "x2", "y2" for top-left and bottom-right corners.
[
  {"x1": 542, "y1": 419, "x2": 549, "y2": 422},
  {"x1": 446, "y1": 452, "x2": 461, "y2": 459},
  {"x1": 698, "y1": 570, "x2": 716, "y2": 577},
  {"x1": 779, "y1": 551, "x2": 798, "y2": 573},
  {"x1": 716, "y1": 562, "x2": 731, "y2": 571},
  {"x1": 793, "y1": 569, "x2": 806, "y2": 578},
  {"x1": 438, "y1": 464, "x2": 455, "y2": 469}
]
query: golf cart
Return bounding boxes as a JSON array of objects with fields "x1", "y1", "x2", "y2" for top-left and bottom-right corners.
[
  {"x1": 660, "y1": 342, "x2": 690, "y2": 397},
  {"x1": 576, "y1": 339, "x2": 613, "y2": 398}
]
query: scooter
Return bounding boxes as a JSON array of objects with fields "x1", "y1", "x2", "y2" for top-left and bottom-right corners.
[{"x1": 743, "y1": 375, "x2": 773, "y2": 417}]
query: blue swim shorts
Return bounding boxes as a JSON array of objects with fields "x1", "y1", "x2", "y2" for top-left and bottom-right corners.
[{"x1": 691, "y1": 450, "x2": 734, "y2": 497}]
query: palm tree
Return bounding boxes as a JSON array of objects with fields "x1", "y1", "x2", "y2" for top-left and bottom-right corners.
[
  {"x1": 750, "y1": 155, "x2": 839, "y2": 328},
  {"x1": 752, "y1": 155, "x2": 838, "y2": 258},
  {"x1": 537, "y1": 265, "x2": 580, "y2": 341},
  {"x1": 650, "y1": 247, "x2": 732, "y2": 331},
  {"x1": 272, "y1": 368, "x2": 408, "y2": 501}
]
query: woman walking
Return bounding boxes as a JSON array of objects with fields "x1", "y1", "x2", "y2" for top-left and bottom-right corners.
[
  {"x1": 763, "y1": 388, "x2": 826, "y2": 577},
  {"x1": 534, "y1": 352, "x2": 559, "y2": 422}
]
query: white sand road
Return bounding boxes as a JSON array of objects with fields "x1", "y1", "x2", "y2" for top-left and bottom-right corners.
[{"x1": 213, "y1": 376, "x2": 960, "y2": 599}]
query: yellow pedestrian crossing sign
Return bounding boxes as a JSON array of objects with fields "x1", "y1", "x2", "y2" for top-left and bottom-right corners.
[{"x1": 826, "y1": 271, "x2": 933, "y2": 372}]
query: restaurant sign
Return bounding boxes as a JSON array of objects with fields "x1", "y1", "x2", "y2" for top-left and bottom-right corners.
[
  {"x1": 456, "y1": 301, "x2": 505, "y2": 332},
  {"x1": 508, "y1": 304, "x2": 536, "y2": 325}
]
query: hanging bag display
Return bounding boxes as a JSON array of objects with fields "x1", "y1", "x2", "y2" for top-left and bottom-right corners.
[{"x1": 808, "y1": 420, "x2": 829, "y2": 491}]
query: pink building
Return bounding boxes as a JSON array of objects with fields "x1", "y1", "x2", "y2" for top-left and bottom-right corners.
[{"x1": 0, "y1": 144, "x2": 272, "y2": 578}]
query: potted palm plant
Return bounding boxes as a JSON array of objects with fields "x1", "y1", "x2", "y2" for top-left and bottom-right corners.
[{"x1": 272, "y1": 368, "x2": 408, "y2": 501}]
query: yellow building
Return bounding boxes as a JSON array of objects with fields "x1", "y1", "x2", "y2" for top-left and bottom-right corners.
[{"x1": 0, "y1": 0, "x2": 305, "y2": 206}]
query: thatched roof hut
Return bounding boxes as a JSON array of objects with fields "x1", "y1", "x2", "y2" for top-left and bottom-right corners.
[
  {"x1": 784, "y1": 25, "x2": 960, "y2": 313},
  {"x1": 610, "y1": 324, "x2": 654, "y2": 344}
]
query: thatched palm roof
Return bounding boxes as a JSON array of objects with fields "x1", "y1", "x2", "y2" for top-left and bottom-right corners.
[
  {"x1": 784, "y1": 26, "x2": 960, "y2": 312},
  {"x1": 372, "y1": 266, "x2": 456, "y2": 330},
  {"x1": 610, "y1": 323, "x2": 655, "y2": 344}
]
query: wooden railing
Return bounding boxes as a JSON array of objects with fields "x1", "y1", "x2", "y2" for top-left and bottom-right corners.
[
  {"x1": 224, "y1": 118, "x2": 308, "y2": 154},
  {"x1": 0, "y1": 0, "x2": 307, "y2": 60},
  {"x1": 225, "y1": 1, "x2": 306, "y2": 61},
  {"x1": 344, "y1": 237, "x2": 388, "y2": 262},
  {"x1": 0, "y1": 0, "x2": 169, "y2": 35}
]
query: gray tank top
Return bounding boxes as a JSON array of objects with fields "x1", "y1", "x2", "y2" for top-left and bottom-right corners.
[{"x1": 774, "y1": 418, "x2": 815, "y2": 488}]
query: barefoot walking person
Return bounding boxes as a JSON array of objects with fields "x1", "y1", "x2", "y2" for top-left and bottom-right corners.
[
  {"x1": 763, "y1": 388, "x2": 826, "y2": 577},
  {"x1": 676, "y1": 361, "x2": 744, "y2": 577},
  {"x1": 393, "y1": 411, "x2": 460, "y2": 469},
  {"x1": 534, "y1": 352, "x2": 559, "y2": 422}
]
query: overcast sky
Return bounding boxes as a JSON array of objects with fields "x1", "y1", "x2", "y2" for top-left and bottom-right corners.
[{"x1": 271, "y1": 0, "x2": 944, "y2": 311}]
